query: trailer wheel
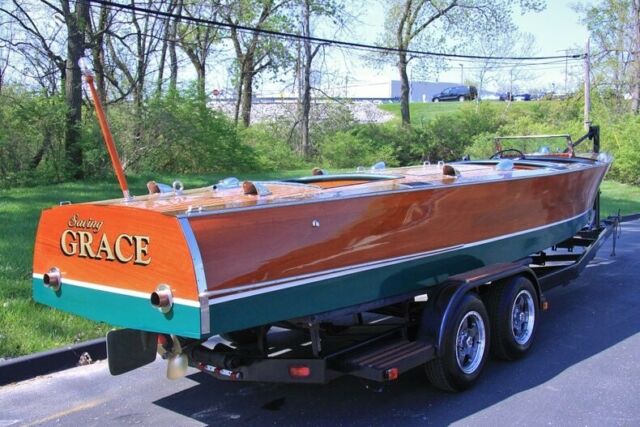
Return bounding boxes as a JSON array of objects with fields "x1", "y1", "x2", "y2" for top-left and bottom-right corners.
[
  {"x1": 425, "y1": 293, "x2": 490, "y2": 392},
  {"x1": 487, "y1": 275, "x2": 538, "y2": 360}
]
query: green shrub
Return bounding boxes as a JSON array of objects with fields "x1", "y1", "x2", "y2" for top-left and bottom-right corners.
[
  {"x1": 319, "y1": 127, "x2": 398, "y2": 168},
  {"x1": 240, "y1": 125, "x2": 306, "y2": 171},
  {"x1": 94, "y1": 88, "x2": 257, "y2": 175},
  {"x1": 0, "y1": 88, "x2": 67, "y2": 187}
]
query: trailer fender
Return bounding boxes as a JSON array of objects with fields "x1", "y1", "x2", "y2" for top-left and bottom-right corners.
[{"x1": 417, "y1": 264, "x2": 542, "y2": 355}]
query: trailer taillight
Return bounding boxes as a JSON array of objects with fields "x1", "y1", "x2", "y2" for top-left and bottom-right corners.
[
  {"x1": 289, "y1": 365, "x2": 311, "y2": 378},
  {"x1": 384, "y1": 368, "x2": 399, "y2": 381}
]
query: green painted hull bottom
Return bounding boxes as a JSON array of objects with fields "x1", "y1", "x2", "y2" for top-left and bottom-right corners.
[
  {"x1": 209, "y1": 213, "x2": 589, "y2": 335},
  {"x1": 32, "y1": 279, "x2": 202, "y2": 338}
]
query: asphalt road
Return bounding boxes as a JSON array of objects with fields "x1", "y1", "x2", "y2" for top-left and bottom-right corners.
[{"x1": 1, "y1": 221, "x2": 639, "y2": 427}]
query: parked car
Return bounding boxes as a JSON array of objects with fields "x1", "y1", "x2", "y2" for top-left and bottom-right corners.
[
  {"x1": 499, "y1": 92, "x2": 531, "y2": 101},
  {"x1": 432, "y1": 85, "x2": 477, "y2": 102},
  {"x1": 514, "y1": 93, "x2": 531, "y2": 101}
]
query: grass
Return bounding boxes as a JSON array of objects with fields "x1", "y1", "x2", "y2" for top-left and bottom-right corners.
[
  {"x1": 378, "y1": 100, "x2": 545, "y2": 124},
  {"x1": 600, "y1": 181, "x2": 640, "y2": 217},
  {"x1": 1, "y1": 172, "x2": 638, "y2": 358}
]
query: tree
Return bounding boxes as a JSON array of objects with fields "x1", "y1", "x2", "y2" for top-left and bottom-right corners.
[
  {"x1": 221, "y1": 0, "x2": 292, "y2": 127},
  {"x1": 0, "y1": 0, "x2": 89, "y2": 178},
  {"x1": 106, "y1": 2, "x2": 164, "y2": 112},
  {"x1": 576, "y1": 0, "x2": 640, "y2": 114},
  {"x1": 177, "y1": 0, "x2": 223, "y2": 101},
  {"x1": 380, "y1": 0, "x2": 545, "y2": 125},
  {"x1": 294, "y1": 0, "x2": 346, "y2": 157},
  {"x1": 463, "y1": 31, "x2": 536, "y2": 100}
]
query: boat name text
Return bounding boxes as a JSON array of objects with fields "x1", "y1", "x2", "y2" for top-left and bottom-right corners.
[
  {"x1": 60, "y1": 227, "x2": 151, "y2": 265},
  {"x1": 67, "y1": 214, "x2": 103, "y2": 233}
]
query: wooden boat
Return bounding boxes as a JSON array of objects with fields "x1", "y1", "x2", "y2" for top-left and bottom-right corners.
[
  {"x1": 32, "y1": 152, "x2": 610, "y2": 340},
  {"x1": 32, "y1": 67, "x2": 612, "y2": 351}
]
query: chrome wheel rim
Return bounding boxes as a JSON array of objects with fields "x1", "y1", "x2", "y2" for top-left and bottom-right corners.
[
  {"x1": 511, "y1": 290, "x2": 535, "y2": 345},
  {"x1": 455, "y1": 311, "x2": 486, "y2": 374}
]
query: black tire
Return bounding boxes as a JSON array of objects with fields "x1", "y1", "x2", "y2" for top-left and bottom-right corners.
[
  {"x1": 425, "y1": 293, "x2": 490, "y2": 392},
  {"x1": 486, "y1": 275, "x2": 539, "y2": 360},
  {"x1": 220, "y1": 326, "x2": 269, "y2": 346}
]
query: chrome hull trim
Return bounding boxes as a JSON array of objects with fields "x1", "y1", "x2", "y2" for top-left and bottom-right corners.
[{"x1": 178, "y1": 218, "x2": 210, "y2": 334}]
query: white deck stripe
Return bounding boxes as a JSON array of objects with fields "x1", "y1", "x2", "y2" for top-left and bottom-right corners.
[{"x1": 32, "y1": 273, "x2": 201, "y2": 308}]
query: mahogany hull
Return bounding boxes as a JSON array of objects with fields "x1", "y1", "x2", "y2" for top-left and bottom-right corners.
[{"x1": 32, "y1": 159, "x2": 609, "y2": 338}]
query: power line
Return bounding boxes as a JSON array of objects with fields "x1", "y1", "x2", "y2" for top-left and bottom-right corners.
[{"x1": 79, "y1": 0, "x2": 585, "y2": 63}]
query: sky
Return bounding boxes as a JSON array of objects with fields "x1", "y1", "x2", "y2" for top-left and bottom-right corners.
[{"x1": 243, "y1": 0, "x2": 593, "y2": 98}]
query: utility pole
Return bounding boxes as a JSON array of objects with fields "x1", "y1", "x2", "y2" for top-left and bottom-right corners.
[{"x1": 584, "y1": 38, "x2": 591, "y2": 130}]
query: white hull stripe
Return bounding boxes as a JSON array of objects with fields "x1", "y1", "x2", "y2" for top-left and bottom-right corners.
[
  {"x1": 31, "y1": 273, "x2": 201, "y2": 308},
  {"x1": 205, "y1": 209, "x2": 590, "y2": 305}
]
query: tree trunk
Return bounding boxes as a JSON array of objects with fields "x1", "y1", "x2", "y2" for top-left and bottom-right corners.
[
  {"x1": 234, "y1": 71, "x2": 243, "y2": 124},
  {"x1": 398, "y1": 52, "x2": 411, "y2": 125},
  {"x1": 168, "y1": 0, "x2": 182, "y2": 92},
  {"x1": 91, "y1": 5, "x2": 108, "y2": 104},
  {"x1": 240, "y1": 64, "x2": 253, "y2": 127},
  {"x1": 63, "y1": 0, "x2": 86, "y2": 179},
  {"x1": 300, "y1": 0, "x2": 312, "y2": 158},
  {"x1": 156, "y1": 4, "x2": 171, "y2": 95},
  {"x1": 197, "y1": 62, "x2": 206, "y2": 101},
  {"x1": 631, "y1": 0, "x2": 640, "y2": 114}
]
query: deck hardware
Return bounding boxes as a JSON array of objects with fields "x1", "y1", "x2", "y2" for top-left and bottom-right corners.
[
  {"x1": 422, "y1": 161, "x2": 430, "y2": 168},
  {"x1": 496, "y1": 159, "x2": 515, "y2": 171},
  {"x1": 371, "y1": 161, "x2": 386, "y2": 171},
  {"x1": 312, "y1": 220, "x2": 320, "y2": 228},
  {"x1": 150, "y1": 284, "x2": 173, "y2": 314},
  {"x1": 43, "y1": 267, "x2": 61, "y2": 291},
  {"x1": 242, "y1": 181, "x2": 271, "y2": 196},
  {"x1": 437, "y1": 160, "x2": 445, "y2": 169},
  {"x1": 172, "y1": 180, "x2": 184, "y2": 195},
  {"x1": 442, "y1": 164, "x2": 460, "y2": 177},
  {"x1": 147, "y1": 181, "x2": 160, "y2": 194},
  {"x1": 59, "y1": 201, "x2": 71, "y2": 206},
  {"x1": 214, "y1": 177, "x2": 240, "y2": 190},
  {"x1": 147, "y1": 181, "x2": 173, "y2": 194}
]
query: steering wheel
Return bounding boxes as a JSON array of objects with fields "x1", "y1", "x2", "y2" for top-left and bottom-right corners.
[{"x1": 490, "y1": 148, "x2": 525, "y2": 160}]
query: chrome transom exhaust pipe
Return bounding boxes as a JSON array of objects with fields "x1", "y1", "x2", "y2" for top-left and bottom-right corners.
[
  {"x1": 150, "y1": 284, "x2": 173, "y2": 313},
  {"x1": 43, "y1": 267, "x2": 61, "y2": 291}
]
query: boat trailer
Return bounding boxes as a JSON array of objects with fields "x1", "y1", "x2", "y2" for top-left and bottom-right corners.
[{"x1": 176, "y1": 215, "x2": 620, "y2": 387}]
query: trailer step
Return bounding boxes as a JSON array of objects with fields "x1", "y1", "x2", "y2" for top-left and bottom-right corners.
[{"x1": 336, "y1": 338, "x2": 434, "y2": 382}]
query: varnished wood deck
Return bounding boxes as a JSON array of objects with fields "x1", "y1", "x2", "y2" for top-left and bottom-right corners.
[{"x1": 93, "y1": 159, "x2": 594, "y2": 216}]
